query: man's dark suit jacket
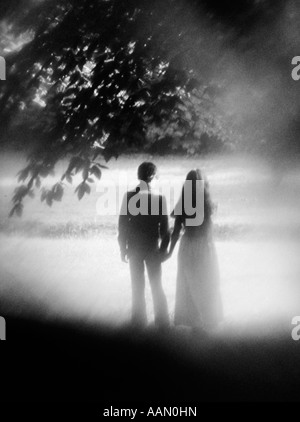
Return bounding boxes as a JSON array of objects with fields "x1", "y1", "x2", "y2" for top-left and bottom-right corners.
[{"x1": 118, "y1": 185, "x2": 170, "y2": 257}]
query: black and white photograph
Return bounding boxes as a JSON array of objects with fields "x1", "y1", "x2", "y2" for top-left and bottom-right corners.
[{"x1": 0, "y1": 0, "x2": 300, "y2": 415}]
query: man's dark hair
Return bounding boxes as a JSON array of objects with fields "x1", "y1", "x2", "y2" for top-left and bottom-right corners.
[{"x1": 137, "y1": 162, "x2": 157, "y2": 183}]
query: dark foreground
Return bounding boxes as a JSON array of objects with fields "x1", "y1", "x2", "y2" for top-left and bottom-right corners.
[{"x1": 1, "y1": 314, "x2": 300, "y2": 405}]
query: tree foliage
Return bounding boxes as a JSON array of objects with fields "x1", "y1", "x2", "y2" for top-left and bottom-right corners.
[{"x1": 0, "y1": 0, "x2": 298, "y2": 214}]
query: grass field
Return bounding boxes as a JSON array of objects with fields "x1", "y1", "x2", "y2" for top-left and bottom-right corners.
[{"x1": 0, "y1": 152, "x2": 300, "y2": 336}]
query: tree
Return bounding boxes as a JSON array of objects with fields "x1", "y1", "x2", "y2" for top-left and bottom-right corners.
[{"x1": 0, "y1": 0, "x2": 299, "y2": 215}]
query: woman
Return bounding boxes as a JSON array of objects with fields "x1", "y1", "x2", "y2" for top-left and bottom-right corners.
[{"x1": 167, "y1": 169, "x2": 223, "y2": 331}]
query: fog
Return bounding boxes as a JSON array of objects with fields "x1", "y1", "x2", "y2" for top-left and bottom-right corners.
[
  {"x1": 0, "y1": 152, "x2": 299, "y2": 339},
  {"x1": 171, "y1": 0, "x2": 300, "y2": 156}
]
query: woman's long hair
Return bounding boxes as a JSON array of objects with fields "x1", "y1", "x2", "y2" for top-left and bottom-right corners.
[{"x1": 171, "y1": 169, "x2": 213, "y2": 225}]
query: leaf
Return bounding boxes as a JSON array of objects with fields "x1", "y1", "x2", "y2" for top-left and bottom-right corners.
[
  {"x1": 17, "y1": 167, "x2": 31, "y2": 182},
  {"x1": 82, "y1": 167, "x2": 89, "y2": 180},
  {"x1": 12, "y1": 186, "x2": 28, "y2": 203},
  {"x1": 90, "y1": 166, "x2": 102, "y2": 179},
  {"x1": 92, "y1": 147, "x2": 104, "y2": 160},
  {"x1": 66, "y1": 174, "x2": 73, "y2": 184},
  {"x1": 35, "y1": 177, "x2": 41, "y2": 189},
  {"x1": 67, "y1": 156, "x2": 84, "y2": 174},
  {"x1": 46, "y1": 193, "x2": 53, "y2": 207},
  {"x1": 75, "y1": 181, "x2": 91, "y2": 200},
  {"x1": 84, "y1": 183, "x2": 91, "y2": 195},
  {"x1": 39, "y1": 167, "x2": 51, "y2": 177},
  {"x1": 75, "y1": 183, "x2": 85, "y2": 200},
  {"x1": 15, "y1": 203, "x2": 24, "y2": 217},
  {"x1": 94, "y1": 163, "x2": 109, "y2": 169},
  {"x1": 52, "y1": 183, "x2": 64, "y2": 201},
  {"x1": 9, "y1": 203, "x2": 23, "y2": 218},
  {"x1": 41, "y1": 189, "x2": 48, "y2": 202}
]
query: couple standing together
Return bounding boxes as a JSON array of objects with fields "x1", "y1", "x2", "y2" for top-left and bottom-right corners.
[{"x1": 118, "y1": 162, "x2": 223, "y2": 332}]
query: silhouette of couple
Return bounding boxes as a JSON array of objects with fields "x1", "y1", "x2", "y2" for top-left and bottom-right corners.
[{"x1": 118, "y1": 162, "x2": 223, "y2": 331}]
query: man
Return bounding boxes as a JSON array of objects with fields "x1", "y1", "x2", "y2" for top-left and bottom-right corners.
[{"x1": 118, "y1": 162, "x2": 170, "y2": 328}]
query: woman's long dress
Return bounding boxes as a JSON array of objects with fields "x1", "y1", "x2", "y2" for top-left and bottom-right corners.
[{"x1": 173, "y1": 216, "x2": 223, "y2": 330}]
